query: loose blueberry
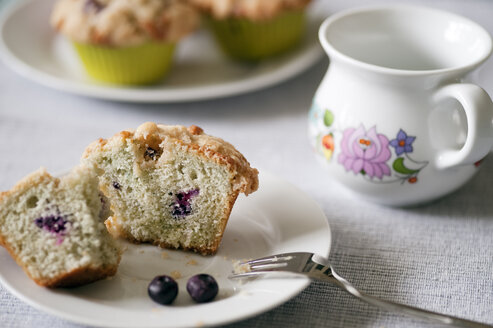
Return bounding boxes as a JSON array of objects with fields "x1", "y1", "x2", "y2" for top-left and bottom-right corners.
[
  {"x1": 186, "y1": 274, "x2": 218, "y2": 303},
  {"x1": 148, "y1": 275, "x2": 178, "y2": 305},
  {"x1": 113, "y1": 181, "x2": 121, "y2": 190}
]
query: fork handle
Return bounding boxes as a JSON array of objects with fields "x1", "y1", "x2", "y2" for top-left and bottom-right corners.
[
  {"x1": 346, "y1": 289, "x2": 490, "y2": 328},
  {"x1": 316, "y1": 267, "x2": 493, "y2": 328}
]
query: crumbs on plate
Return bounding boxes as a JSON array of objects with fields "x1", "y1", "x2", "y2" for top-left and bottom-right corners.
[
  {"x1": 232, "y1": 259, "x2": 251, "y2": 274},
  {"x1": 170, "y1": 270, "x2": 182, "y2": 279}
]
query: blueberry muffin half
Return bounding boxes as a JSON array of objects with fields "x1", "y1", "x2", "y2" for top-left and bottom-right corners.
[
  {"x1": 0, "y1": 166, "x2": 121, "y2": 287},
  {"x1": 82, "y1": 122, "x2": 259, "y2": 255}
]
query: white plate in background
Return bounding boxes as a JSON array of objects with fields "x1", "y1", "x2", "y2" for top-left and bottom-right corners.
[
  {"x1": 0, "y1": 171, "x2": 331, "y2": 327},
  {"x1": 0, "y1": 0, "x2": 324, "y2": 103}
]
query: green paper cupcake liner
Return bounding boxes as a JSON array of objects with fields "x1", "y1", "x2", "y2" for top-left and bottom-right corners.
[
  {"x1": 205, "y1": 10, "x2": 306, "y2": 61},
  {"x1": 73, "y1": 42, "x2": 176, "y2": 85}
]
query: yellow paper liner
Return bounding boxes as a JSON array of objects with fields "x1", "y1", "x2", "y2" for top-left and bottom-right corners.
[
  {"x1": 73, "y1": 42, "x2": 176, "y2": 85},
  {"x1": 205, "y1": 10, "x2": 306, "y2": 61}
]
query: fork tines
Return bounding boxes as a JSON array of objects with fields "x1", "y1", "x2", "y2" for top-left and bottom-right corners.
[{"x1": 231, "y1": 252, "x2": 316, "y2": 279}]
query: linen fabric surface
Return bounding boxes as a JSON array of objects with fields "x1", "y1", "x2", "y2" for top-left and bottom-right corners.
[{"x1": 1, "y1": 0, "x2": 493, "y2": 327}]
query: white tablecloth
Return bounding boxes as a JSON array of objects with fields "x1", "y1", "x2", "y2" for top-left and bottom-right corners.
[{"x1": 1, "y1": 0, "x2": 493, "y2": 327}]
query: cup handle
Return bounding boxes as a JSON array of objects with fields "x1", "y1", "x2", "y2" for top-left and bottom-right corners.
[{"x1": 433, "y1": 83, "x2": 493, "y2": 170}]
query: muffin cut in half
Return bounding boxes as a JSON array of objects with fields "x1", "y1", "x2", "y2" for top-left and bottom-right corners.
[
  {"x1": 82, "y1": 122, "x2": 259, "y2": 255},
  {"x1": 0, "y1": 167, "x2": 121, "y2": 287}
]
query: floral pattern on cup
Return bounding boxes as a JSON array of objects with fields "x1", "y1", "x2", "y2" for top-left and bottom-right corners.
[
  {"x1": 321, "y1": 133, "x2": 335, "y2": 161},
  {"x1": 388, "y1": 129, "x2": 428, "y2": 184},
  {"x1": 309, "y1": 104, "x2": 337, "y2": 161},
  {"x1": 309, "y1": 102, "x2": 432, "y2": 185},
  {"x1": 337, "y1": 125, "x2": 429, "y2": 184},
  {"x1": 390, "y1": 129, "x2": 415, "y2": 155},
  {"x1": 338, "y1": 124, "x2": 392, "y2": 179}
]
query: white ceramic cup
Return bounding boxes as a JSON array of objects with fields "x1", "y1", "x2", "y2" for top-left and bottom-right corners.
[{"x1": 309, "y1": 5, "x2": 493, "y2": 206}]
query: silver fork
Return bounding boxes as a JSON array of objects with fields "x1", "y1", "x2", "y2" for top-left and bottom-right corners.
[{"x1": 230, "y1": 252, "x2": 492, "y2": 328}]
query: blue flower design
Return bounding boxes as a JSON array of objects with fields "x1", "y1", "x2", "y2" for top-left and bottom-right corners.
[{"x1": 389, "y1": 129, "x2": 415, "y2": 156}]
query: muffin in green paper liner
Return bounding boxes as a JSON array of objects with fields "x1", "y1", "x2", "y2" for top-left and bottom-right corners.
[
  {"x1": 73, "y1": 42, "x2": 176, "y2": 85},
  {"x1": 192, "y1": 0, "x2": 311, "y2": 61},
  {"x1": 205, "y1": 10, "x2": 305, "y2": 61},
  {"x1": 51, "y1": 0, "x2": 198, "y2": 85}
]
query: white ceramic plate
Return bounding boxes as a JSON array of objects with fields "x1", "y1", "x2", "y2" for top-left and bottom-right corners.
[
  {"x1": 0, "y1": 0, "x2": 324, "y2": 103},
  {"x1": 0, "y1": 171, "x2": 331, "y2": 328}
]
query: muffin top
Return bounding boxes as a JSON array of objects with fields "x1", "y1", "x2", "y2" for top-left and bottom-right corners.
[
  {"x1": 191, "y1": 0, "x2": 312, "y2": 20},
  {"x1": 51, "y1": 0, "x2": 199, "y2": 46},
  {"x1": 82, "y1": 122, "x2": 259, "y2": 195}
]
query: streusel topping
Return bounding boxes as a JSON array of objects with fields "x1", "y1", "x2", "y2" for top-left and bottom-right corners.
[
  {"x1": 51, "y1": 0, "x2": 199, "y2": 46},
  {"x1": 191, "y1": 0, "x2": 311, "y2": 20}
]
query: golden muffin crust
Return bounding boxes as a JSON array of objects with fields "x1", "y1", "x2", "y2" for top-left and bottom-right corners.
[
  {"x1": 84, "y1": 122, "x2": 259, "y2": 195},
  {"x1": 191, "y1": 0, "x2": 312, "y2": 20},
  {"x1": 51, "y1": 0, "x2": 199, "y2": 46}
]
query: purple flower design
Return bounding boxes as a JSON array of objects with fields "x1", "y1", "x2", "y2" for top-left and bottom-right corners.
[
  {"x1": 338, "y1": 125, "x2": 392, "y2": 179},
  {"x1": 389, "y1": 129, "x2": 415, "y2": 156}
]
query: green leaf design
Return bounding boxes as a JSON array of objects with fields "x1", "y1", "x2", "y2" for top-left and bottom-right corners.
[
  {"x1": 392, "y1": 158, "x2": 419, "y2": 175},
  {"x1": 324, "y1": 109, "x2": 334, "y2": 127}
]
